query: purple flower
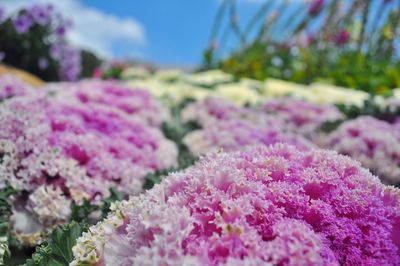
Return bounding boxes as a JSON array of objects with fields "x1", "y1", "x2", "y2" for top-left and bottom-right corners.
[
  {"x1": 50, "y1": 43, "x2": 63, "y2": 60},
  {"x1": 308, "y1": 0, "x2": 324, "y2": 16},
  {"x1": 0, "y1": 7, "x2": 5, "y2": 24},
  {"x1": 12, "y1": 14, "x2": 33, "y2": 33},
  {"x1": 0, "y1": 51, "x2": 5, "y2": 62},
  {"x1": 38, "y1": 57, "x2": 49, "y2": 70},
  {"x1": 29, "y1": 4, "x2": 50, "y2": 25},
  {"x1": 55, "y1": 24, "x2": 66, "y2": 36}
]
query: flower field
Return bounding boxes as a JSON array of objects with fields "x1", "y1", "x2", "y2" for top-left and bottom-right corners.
[
  {"x1": 1, "y1": 1, "x2": 400, "y2": 265},
  {"x1": 0, "y1": 68, "x2": 399, "y2": 265}
]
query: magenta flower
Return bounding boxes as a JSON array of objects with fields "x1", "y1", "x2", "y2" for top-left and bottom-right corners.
[
  {"x1": 332, "y1": 29, "x2": 350, "y2": 46},
  {"x1": 72, "y1": 144, "x2": 400, "y2": 265},
  {"x1": 324, "y1": 116, "x2": 400, "y2": 185},
  {"x1": 308, "y1": 0, "x2": 324, "y2": 16}
]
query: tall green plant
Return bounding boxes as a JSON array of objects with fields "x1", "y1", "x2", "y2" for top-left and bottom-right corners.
[{"x1": 206, "y1": 0, "x2": 400, "y2": 94}]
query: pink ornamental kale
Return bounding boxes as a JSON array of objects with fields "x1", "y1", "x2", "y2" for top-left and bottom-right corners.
[
  {"x1": 72, "y1": 144, "x2": 400, "y2": 266},
  {"x1": 50, "y1": 80, "x2": 170, "y2": 127},
  {"x1": 181, "y1": 97, "x2": 266, "y2": 127},
  {"x1": 0, "y1": 74, "x2": 33, "y2": 100},
  {"x1": 183, "y1": 119, "x2": 312, "y2": 155},
  {"x1": 262, "y1": 99, "x2": 343, "y2": 139},
  {"x1": 0, "y1": 96, "x2": 177, "y2": 243},
  {"x1": 0, "y1": 96, "x2": 177, "y2": 196},
  {"x1": 324, "y1": 116, "x2": 400, "y2": 185}
]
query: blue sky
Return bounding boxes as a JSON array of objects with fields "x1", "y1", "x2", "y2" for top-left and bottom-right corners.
[{"x1": 80, "y1": 0, "x2": 263, "y2": 66}]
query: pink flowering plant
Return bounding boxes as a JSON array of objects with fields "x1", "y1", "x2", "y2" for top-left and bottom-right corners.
[
  {"x1": 0, "y1": 74, "x2": 33, "y2": 101},
  {"x1": 50, "y1": 80, "x2": 171, "y2": 127},
  {"x1": 184, "y1": 118, "x2": 312, "y2": 156},
  {"x1": 324, "y1": 116, "x2": 400, "y2": 185},
  {"x1": 0, "y1": 90, "x2": 178, "y2": 247},
  {"x1": 262, "y1": 98, "x2": 344, "y2": 139},
  {"x1": 71, "y1": 144, "x2": 400, "y2": 266}
]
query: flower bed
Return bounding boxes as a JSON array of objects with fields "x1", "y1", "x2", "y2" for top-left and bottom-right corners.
[
  {"x1": 71, "y1": 144, "x2": 400, "y2": 266},
  {"x1": 1, "y1": 69, "x2": 400, "y2": 265}
]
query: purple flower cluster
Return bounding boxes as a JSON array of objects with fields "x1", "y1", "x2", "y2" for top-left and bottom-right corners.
[
  {"x1": 11, "y1": 4, "x2": 55, "y2": 33},
  {"x1": 0, "y1": 82, "x2": 177, "y2": 243},
  {"x1": 51, "y1": 80, "x2": 170, "y2": 127},
  {"x1": 12, "y1": 14, "x2": 32, "y2": 33},
  {"x1": 72, "y1": 144, "x2": 400, "y2": 265},
  {"x1": 262, "y1": 98, "x2": 344, "y2": 139},
  {"x1": 324, "y1": 116, "x2": 400, "y2": 185},
  {"x1": 5, "y1": 3, "x2": 81, "y2": 81},
  {"x1": 56, "y1": 44, "x2": 81, "y2": 81},
  {"x1": 0, "y1": 74, "x2": 33, "y2": 101}
]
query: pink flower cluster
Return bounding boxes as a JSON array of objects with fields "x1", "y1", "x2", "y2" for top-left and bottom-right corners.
[
  {"x1": 324, "y1": 116, "x2": 400, "y2": 185},
  {"x1": 184, "y1": 119, "x2": 312, "y2": 156},
  {"x1": 0, "y1": 74, "x2": 33, "y2": 101},
  {"x1": 49, "y1": 79, "x2": 170, "y2": 127},
  {"x1": 181, "y1": 97, "x2": 256, "y2": 126},
  {"x1": 0, "y1": 80, "x2": 177, "y2": 243},
  {"x1": 182, "y1": 97, "x2": 313, "y2": 155},
  {"x1": 72, "y1": 144, "x2": 400, "y2": 266},
  {"x1": 262, "y1": 98, "x2": 344, "y2": 139}
]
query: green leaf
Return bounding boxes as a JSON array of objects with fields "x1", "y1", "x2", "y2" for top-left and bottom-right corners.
[
  {"x1": 70, "y1": 200, "x2": 97, "y2": 224},
  {"x1": 0, "y1": 185, "x2": 17, "y2": 265},
  {"x1": 100, "y1": 188, "x2": 124, "y2": 218},
  {"x1": 23, "y1": 222, "x2": 88, "y2": 266}
]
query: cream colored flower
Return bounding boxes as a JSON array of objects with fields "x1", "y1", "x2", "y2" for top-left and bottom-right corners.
[
  {"x1": 121, "y1": 67, "x2": 150, "y2": 80},
  {"x1": 309, "y1": 83, "x2": 368, "y2": 106},
  {"x1": 216, "y1": 83, "x2": 261, "y2": 106},
  {"x1": 183, "y1": 70, "x2": 233, "y2": 86},
  {"x1": 154, "y1": 69, "x2": 184, "y2": 81},
  {"x1": 263, "y1": 79, "x2": 309, "y2": 98}
]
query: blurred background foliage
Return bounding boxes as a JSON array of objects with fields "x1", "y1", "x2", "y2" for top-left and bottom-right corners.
[{"x1": 204, "y1": 0, "x2": 400, "y2": 94}]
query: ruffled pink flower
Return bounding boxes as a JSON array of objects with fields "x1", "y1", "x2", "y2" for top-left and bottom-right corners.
[
  {"x1": 324, "y1": 116, "x2": 400, "y2": 185},
  {"x1": 49, "y1": 79, "x2": 170, "y2": 127},
  {"x1": 0, "y1": 93, "x2": 178, "y2": 244},
  {"x1": 262, "y1": 99, "x2": 343, "y2": 139},
  {"x1": 181, "y1": 97, "x2": 258, "y2": 126},
  {"x1": 184, "y1": 119, "x2": 313, "y2": 155},
  {"x1": 1, "y1": 96, "x2": 177, "y2": 196},
  {"x1": 72, "y1": 144, "x2": 400, "y2": 266}
]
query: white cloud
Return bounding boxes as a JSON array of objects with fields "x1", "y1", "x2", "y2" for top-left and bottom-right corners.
[{"x1": 1, "y1": 0, "x2": 146, "y2": 58}]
